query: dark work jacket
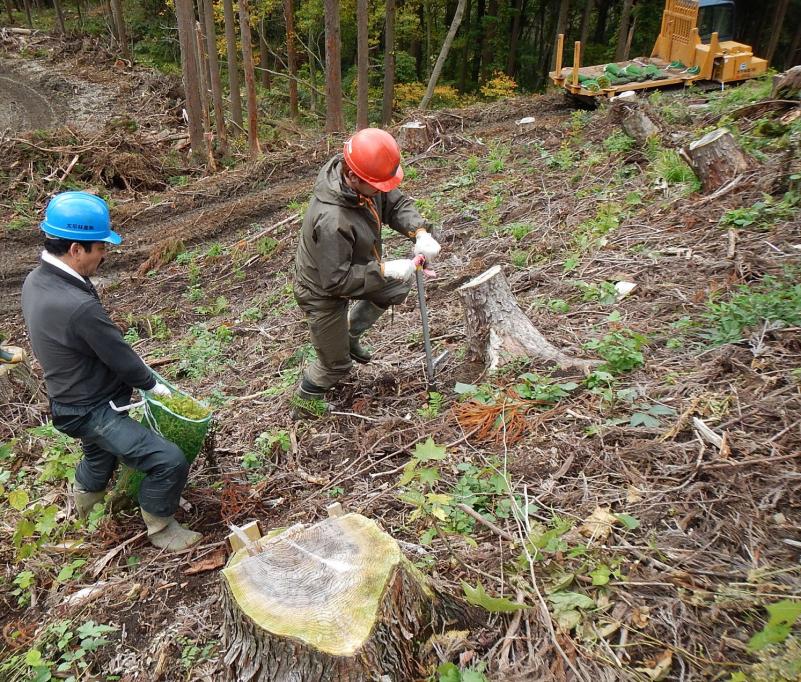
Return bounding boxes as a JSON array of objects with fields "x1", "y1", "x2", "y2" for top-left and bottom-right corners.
[
  {"x1": 294, "y1": 155, "x2": 428, "y2": 301},
  {"x1": 21, "y1": 260, "x2": 156, "y2": 408}
]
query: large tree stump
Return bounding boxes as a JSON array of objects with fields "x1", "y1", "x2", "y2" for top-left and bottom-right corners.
[
  {"x1": 397, "y1": 120, "x2": 431, "y2": 151},
  {"x1": 0, "y1": 348, "x2": 44, "y2": 406},
  {"x1": 457, "y1": 266, "x2": 598, "y2": 373},
  {"x1": 221, "y1": 513, "x2": 473, "y2": 682},
  {"x1": 681, "y1": 128, "x2": 751, "y2": 193},
  {"x1": 609, "y1": 95, "x2": 661, "y2": 145}
]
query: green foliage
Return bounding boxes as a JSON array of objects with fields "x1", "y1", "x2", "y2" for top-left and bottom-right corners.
[
  {"x1": 513, "y1": 373, "x2": 578, "y2": 403},
  {"x1": 436, "y1": 661, "x2": 489, "y2": 682},
  {"x1": 510, "y1": 249, "x2": 529, "y2": 268},
  {"x1": 602, "y1": 131, "x2": 635, "y2": 155},
  {"x1": 177, "y1": 324, "x2": 234, "y2": 379},
  {"x1": 572, "y1": 204, "x2": 622, "y2": 252},
  {"x1": 487, "y1": 143, "x2": 510, "y2": 173},
  {"x1": 479, "y1": 72, "x2": 517, "y2": 100},
  {"x1": 178, "y1": 636, "x2": 217, "y2": 671},
  {"x1": 650, "y1": 148, "x2": 700, "y2": 189},
  {"x1": 256, "y1": 236, "x2": 279, "y2": 257},
  {"x1": 584, "y1": 329, "x2": 647, "y2": 374},
  {"x1": 417, "y1": 392, "x2": 444, "y2": 420},
  {"x1": 748, "y1": 601, "x2": 801, "y2": 652},
  {"x1": 462, "y1": 581, "x2": 526, "y2": 612},
  {"x1": 0, "y1": 619, "x2": 119, "y2": 682},
  {"x1": 703, "y1": 273, "x2": 801, "y2": 345},
  {"x1": 719, "y1": 192, "x2": 799, "y2": 230},
  {"x1": 194, "y1": 295, "x2": 230, "y2": 317},
  {"x1": 573, "y1": 280, "x2": 619, "y2": 304},
  {"x1": 707, "y1": 75, "x2": 775, "y2": 116},
  {"x1": 504, "y1": 222, "x2": 534, "y2": 241}
]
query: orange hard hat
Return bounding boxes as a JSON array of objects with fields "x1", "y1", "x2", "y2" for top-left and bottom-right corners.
[{"x1": 343, "y1": 128, "x2": 404, "y2": 192}]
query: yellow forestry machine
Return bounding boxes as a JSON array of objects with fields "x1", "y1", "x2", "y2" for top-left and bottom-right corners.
[{"x1": 550, "y1": 0, "x2": 768, "y2": 102}]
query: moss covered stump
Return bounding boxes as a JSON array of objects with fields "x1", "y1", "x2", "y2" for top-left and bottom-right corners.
[{"x1": 221, "y1": 513, "x2": 462, "y2": 681}]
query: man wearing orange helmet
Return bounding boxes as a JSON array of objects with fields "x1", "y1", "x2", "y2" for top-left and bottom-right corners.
[{"x1": 293, "y1": 127, "x2": 441, "y2": 417}]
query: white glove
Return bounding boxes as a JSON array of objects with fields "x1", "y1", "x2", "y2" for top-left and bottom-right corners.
[
  {"x1": 414, "y1": 230, "x2": 441, "y2": 261},
  {"x1": 382, "y1": 259, "x2": 415, "y2": 281},
  {"x1": 151, "y1": 382, "x2": 171, "y2": 397}
]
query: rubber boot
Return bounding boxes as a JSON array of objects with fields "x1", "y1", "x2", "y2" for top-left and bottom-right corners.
[
  {"x1": 290, "y1": 378, "x2": 331, "y2": 420},
  {"x1": 74, "y1": 487, "x2": 106, "y2": 520},
  {"x1": 141, "y1": 509, "x2": 202, "y2": 551},
  {"x1": 348, "y1": 301, "x2": 386, "y2": 364}
]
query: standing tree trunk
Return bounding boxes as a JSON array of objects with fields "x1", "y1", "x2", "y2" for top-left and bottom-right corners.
[
  {"x1": 764, "y1": 0, "x2": 789, "y2": 64},
  {"x1": 110, "y1": 0, "x2": 130, "y2": 59},
  {"x1": 788, "y1": 21, "x2": 801, "y2": 67},
  {"x1": 356, "y1": 0, "x2": 369, "y2": 129},
  {"x1": 593, "y1": 0, "x2": 610, "y2": 43},
  {"x1": 223, "y1": 0, "x2": 243, "y2": 130},
  {"x1": 5, "y1": 0, "x2": 13, "y2": 25},
  {"x1": 381, "y1": 0, "x2": 396, "y2": 124},
  {"x1": 506, "y1": 0, "x2": 525, "y2": 75},
  {"x1": 175, "y1": 0, "x2": 206, "y2": 164},
  {"x1": 458, "y1": 266, "x2": 598, "y2": 372},
  {"x1": 258, "y1": 22, "x2": 271, "y2": 88},
  {"x1": 238, "y1": 0, "x2": 261, "y2": 156},
  {"x1": 308, "y1": 26, "x2": 318, "y2": 114},
  {"x1": 457, "y1": 0, "x2": 472, "y2": 90},
  {"x1": 195, "y1": 19, "x2": 217, "y2": 169},
  {"x1": 52, "y1": 0, "x2": 67, "y2": 35},
  {"x1": 423, "y1": 0, "x2": 432, "y2": 77},
  {"x1": 579, "y1": 0, "x2": 594, "y2": 45},
  {"x1": 284, "y1": 0, "x2": 299, "y2": 120},
  {"x1": 554, "y1": 0, "x2": 570, "y2": 68},
  {"x1": 22, "y1": 0, "x2": 32, "y2": 28},
  {"x1": 470, "y1": 0, "x2": 485, "y2": 85},
  {"x1": 480, "y1": 0, "x2": 497, "y2": 82},
  {"x1": 614, "y1": 0, "x2": 634, "y2": 61},
  {"x1": 420, "y1": 0, "x2": 466, "y2": 109},
  {"x1": 201, "y1": 0, "x2": 228, "y2": 155},
  {"x1": 324, "y1": 0, "x2": 345, "y2": 132}
]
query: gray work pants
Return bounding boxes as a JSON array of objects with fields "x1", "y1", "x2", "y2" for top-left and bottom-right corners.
[
  {"x1": 50, "y1": 391, "x2": 188, "y2": 517},
  {"x1": 294, "y1": 280, "x2": 411, "y2": 390}
]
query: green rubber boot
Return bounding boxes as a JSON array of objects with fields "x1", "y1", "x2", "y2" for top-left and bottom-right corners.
[
  {"x1": 141, "y1": 510, "x2": 202, "y2": 551},
  {"x1": 74, "y1": 487, "x2": 107, "y2": 520},
  {"x1": 348, "y1": 301, "x2": 386, "y2": 364}
]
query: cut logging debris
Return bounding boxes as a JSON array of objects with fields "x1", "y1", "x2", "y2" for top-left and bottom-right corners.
[
  {"x1": 458, "y1": 266, "x2": 598, "y2": 373},
  {"x1": 221, "y1": 513, "x2": 480, "y2": 681},
  {"x1": 680, "y1": 128, "x2": 751, "y2": 193}
]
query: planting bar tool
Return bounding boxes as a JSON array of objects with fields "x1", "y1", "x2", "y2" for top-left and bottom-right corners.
[{"x1": 415, "y1": 257, "x2": 435, "y2": 384}]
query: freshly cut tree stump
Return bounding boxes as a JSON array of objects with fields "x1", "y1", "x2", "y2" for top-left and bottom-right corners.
[
  {"x1": 397, "y1": 120, "x2": 430, "y2": 151},
  {"x1": 221, "y1": 513, "x2": 472, "y2": 682},
  {"x1": 0, "y1": 348, "x2": 44, "y2": 406},
  {"x1": 458, "y1": 266, "x2": 597, "y2": 373},
  {"x1": 609, "y1": 96, "x2": 660, "y2": 144},
  {"x1": 681, "y1": 128, "x2": 751, "y2": 193}
]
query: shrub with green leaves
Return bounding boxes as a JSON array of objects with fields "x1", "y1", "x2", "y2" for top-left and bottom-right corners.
[
  {"x1": 703, "y1": 273, "x2": 801, "y2": 345},
  {"x1": 719, "y1": 191, "x2": 799, "y2": 230},
  {"x1": 584, "y1": 329, "x2": 647, "y2": 374}
]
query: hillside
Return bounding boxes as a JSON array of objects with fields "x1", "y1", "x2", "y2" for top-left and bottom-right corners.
[{"x1": 1, "y1": 37, "x2": 801, "y2": 682}]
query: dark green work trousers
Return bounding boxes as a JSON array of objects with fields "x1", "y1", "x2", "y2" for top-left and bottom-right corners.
[
  {"x1": 50, "y1": 390, "x2": 188, "y2": 517},
  {"x1": 294, "y1": 279, "x2": 411, "y2": 390}
]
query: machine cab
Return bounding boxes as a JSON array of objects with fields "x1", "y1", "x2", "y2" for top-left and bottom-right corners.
[{"x1": 697, "y1": 0, "x2": 735, "y2": 42}]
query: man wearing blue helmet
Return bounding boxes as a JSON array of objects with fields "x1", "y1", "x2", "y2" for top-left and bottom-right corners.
[{"x1": 21, "y1": 191, "x2": 202, "y2": 552}]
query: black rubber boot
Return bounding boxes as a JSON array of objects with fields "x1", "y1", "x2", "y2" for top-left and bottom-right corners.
[
  {"x1": 290, "y1": 378, "x2": 331, "y2": 420},
  {"x1": 348, "y1": 301, "x2": 386, "y2": 364}
]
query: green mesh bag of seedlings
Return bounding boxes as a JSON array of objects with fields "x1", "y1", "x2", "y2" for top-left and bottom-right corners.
[{"x1": 117, "y1": 374, "x2": 213, "y2": 500}]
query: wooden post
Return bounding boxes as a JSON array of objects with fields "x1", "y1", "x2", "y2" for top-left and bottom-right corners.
[
  {"x1": 222, "y1": 0, "x2": 243, "y2": 130},
  {"x1": 201, "y1": 0, "x2": 228, "y2": 155},
  {"x1": 238, "y1": 0, "x2": 261, "y2": 156},
  {"x1": 554, "y1": 32, "x2": 564, "y2": 80},
  {"x1": 571, "y1": 40, "x2": 580, "y2": 87}
]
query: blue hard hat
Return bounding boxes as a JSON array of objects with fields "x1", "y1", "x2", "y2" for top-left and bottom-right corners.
[{"x1": 40, "y1": 191, "x2": 122, "y2": 245}]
